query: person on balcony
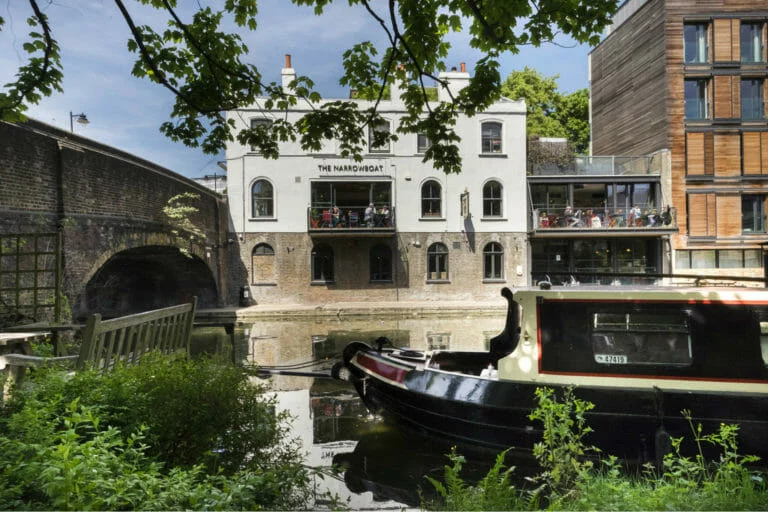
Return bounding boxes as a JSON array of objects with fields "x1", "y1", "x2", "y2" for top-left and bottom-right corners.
[
  {"x1": 331, "y1": 205, "x2": 341, "y2": 227},
  {"x1": 380, "y1": 205, "x2": 391, "y2": 226},
  {"x1": 364, "y1": 203, "x2": 376, "y2": 227},
  {"x1": 628, "y1": 204, "x2": 641, "y2": 226}
]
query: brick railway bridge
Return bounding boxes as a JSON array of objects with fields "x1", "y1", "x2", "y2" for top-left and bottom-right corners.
[{"x1": 1, "y1": 119, "x2": 245, "y2": 323}]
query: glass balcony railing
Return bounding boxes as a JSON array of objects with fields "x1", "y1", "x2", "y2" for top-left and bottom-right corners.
[
  {"x1": 532, "y1": 205, "x2": 677, "y2": 232},
  {"x1": 527, "y1": 154, "x2": 663, "y2": 177},
  {"x1": 308, "y1": 206, "x2": 396, "y2": 233}
]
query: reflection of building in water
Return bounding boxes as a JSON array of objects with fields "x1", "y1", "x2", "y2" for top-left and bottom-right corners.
[
  {"x1": 271, "y1": 387, "x2": 404, "y2": 509},
  {"x1": 243, "y1": 314, "x2": 506, "y2": 369}
]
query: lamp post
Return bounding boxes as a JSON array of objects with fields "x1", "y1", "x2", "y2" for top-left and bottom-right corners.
[{"x1": 69, "y1": 111, "x2": 89, "y2": 132}]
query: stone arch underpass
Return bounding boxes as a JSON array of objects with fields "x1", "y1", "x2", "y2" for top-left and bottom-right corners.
[{"x1": 81, "y1": 246, "x2": 218, "y2": 321}]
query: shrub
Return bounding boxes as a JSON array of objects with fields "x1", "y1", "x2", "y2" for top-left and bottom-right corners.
[{"x1": 0, "y1": 354, "x2": 312, "y2": 510}]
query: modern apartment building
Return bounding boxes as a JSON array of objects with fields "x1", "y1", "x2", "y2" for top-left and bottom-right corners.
[
  {"x1": 590, "y1": 0, "x2": 768, "y2": 282},
  {"x1": 226, "y1": 57, "x2": 528, "y2": 304}
]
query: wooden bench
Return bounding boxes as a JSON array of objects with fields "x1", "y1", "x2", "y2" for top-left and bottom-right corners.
[{"x1": 1, "y1": 298, "x2": 197, "y2": 391}]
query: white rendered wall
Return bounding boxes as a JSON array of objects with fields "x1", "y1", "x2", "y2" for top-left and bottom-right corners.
[{"x1": 225, "y1": 98, "x2": 527, "y2": 235}]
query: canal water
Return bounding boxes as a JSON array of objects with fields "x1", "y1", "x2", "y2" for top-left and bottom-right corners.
[{"x1": 194, "y1": 312, "x2": 540, "y2": 509}]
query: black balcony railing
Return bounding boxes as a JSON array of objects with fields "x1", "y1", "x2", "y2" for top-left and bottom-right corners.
[
  {"x1": 532, "y1": 205, "x2": 677, "y2": 232},
  {"x1": 308, "y1": 206, "x2": 396, "y2": 233}
]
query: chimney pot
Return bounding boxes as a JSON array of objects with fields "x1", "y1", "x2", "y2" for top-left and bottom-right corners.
[
  {"x1": 460, "y1": 62, "x2": 466, "y2": 73},
  {"x1": 285, "y1": 54, "x2": 292, "y2": 68}
]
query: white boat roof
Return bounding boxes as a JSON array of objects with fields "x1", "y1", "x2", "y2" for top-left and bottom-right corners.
[{"x1": 511, "y1": 285, "x2": 768, "y2": 302}]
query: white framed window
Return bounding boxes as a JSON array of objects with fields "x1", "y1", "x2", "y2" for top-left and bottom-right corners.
[
  {"x1": 481, "y1": 121, "x2": 502, "y2": 153},
  {"x1": 483, "y1": 242, "x2": 504, "y2": 280},
  {"x1": 427, "y1": 242, "x2": 449, "y2": 281},
  {"x1": 251, "y1": 179, "x2": 274, "y2": 218},
  {"x1": 249, "y1": 118, "x2": 271, "y2": 152},
  {"x1": 311, "y1": 244, "x2": 334, "y2": 283},
  {"x1": 483, "y1": 180, "x2": 503, "y2": 217},
  {"x1": 417, "y1": 133, "x2": 431, "y2": 154},
  {"x1": 421, "y1": 180, "x2": 442, "y2": 217},
  {"x1": 368, "y1": 120, "x2": 391, "y2": 153}
]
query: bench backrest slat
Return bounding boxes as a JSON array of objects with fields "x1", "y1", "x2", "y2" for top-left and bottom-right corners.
[{"x1": 76, "y1": 298, "x2": 197, "y2": 371}]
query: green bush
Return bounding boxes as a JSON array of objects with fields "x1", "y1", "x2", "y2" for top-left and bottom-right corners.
[
  {"x1": 424, "y1": 387, "x2": 768, "y2": 511},
  {"x1": 0, "y1": 354, "x2": 312, "y2": 510}
]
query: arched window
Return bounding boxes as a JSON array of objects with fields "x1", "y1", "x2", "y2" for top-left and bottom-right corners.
[
  {"x1": 483, "y1": 242, "x2": 504, "y2": 280},
  {"x1": 370, "y1": 244, "x2": 393, "y2": 282},
  {"x1": 251, "y1": 179, "x2": 274, "y2": 218},
  {"x1": 483, "y1": 180, "x2": 503, "y2": 217},
  {"x1": 421, "y1": 180, "x2": 442, "y2": 217},
  {"x1": 311, "y1": 244, "x2": 334, "y2": 282},
  {"x1": 481, "y1": 121, "x2": 502, "y2": 153},
  {"x1": 251, "y1": 243, "x2": 275, "y2": 283},
  {"x1": 427, "y1": 243, "x2": 449, "y2": 281}
]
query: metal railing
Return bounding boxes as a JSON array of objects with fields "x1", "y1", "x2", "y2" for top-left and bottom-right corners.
[
  {"x1": 307, "y1": 206, "x2": 396, "y2": 231},
  {"x1": 532, "y1": 205, "x2": 677, "y2": 231},
  {"x1": 527, "y1": 154, "x2": 663, "y2": 176}
]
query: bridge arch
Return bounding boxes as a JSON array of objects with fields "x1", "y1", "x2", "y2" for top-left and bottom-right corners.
[{"x1": 80, "y1": 245, "x2": 218, "y2": 320}]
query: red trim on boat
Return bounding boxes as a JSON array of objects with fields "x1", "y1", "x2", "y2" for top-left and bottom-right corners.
[
  {"x1": 357, "y1": 352, "x2": 408, "y2": 384},
  {"x1": 542, "y1": 298, "x2": 768, "y2": 305},
  {"x1": 537, "y1": 369, "x2": 768, "y2": 385}
]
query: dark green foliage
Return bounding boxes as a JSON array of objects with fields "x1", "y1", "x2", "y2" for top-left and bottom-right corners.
[
  {"x1": 0, "y1": 354, "x2": 312, "y2": 510},
  {"x1": 424, "y1": 387, "x2": 768, "y2": 511}
]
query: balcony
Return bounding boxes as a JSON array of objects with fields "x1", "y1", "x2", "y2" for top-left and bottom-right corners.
[
  {"x1": 308, "y1": 206, "x2": 396, "y2": 237},
  {"x1": 531, "y1": 206, "x2": 678, "y2": 237},
  {"x1": 528, "y1": 154, "x2": 663, "y2": 177}
]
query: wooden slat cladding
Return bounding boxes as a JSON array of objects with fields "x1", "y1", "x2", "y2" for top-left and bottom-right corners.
[
  {"x1": 716, "y1": 194, "x2": 742, "y2": 237},
  {"x1": 686, "y1": 132, "x2": 715, "y2": 175},
  {"x1": 688, "y1": 193, "x2": 716, "y2": 237},
  {"x1": 714, "y1": 133, "x2": 741, "y2": 176},
  {"x1": 714, "y1": 75, "x2": 740, "y2": 119},
  {"x1": 590, "y1": 0, "x2": 667, "y2": 155},
  {"x1": 742, "y1": 132, "x2": 767, "y2": 174},
  {"x1": 713, "y1": 18, "x2": 739, "y2": 62}
]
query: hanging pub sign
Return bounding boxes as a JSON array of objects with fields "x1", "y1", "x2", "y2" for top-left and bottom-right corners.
[{"x1": 460, "y1": 189, "x2": 470, "y2": 219}]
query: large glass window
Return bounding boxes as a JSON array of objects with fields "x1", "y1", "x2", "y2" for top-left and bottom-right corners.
[
  {"x1": 421, "y1": 180, "x2": 442, "y2": 217},
  {"x1": 251, "y1": 243, "x2": 275, "y2": 283},
  {"x1": 311, "y1": 244, "x2": 334, "y2": 282},
  {"x1": 427, "y1": 243, "x2": 449, "y2": 281},
  {"x1": 483, "y1": 242, "x2": 504, "y2": 280},
  {"x1": 481, "y1": 122, "x2": 502, "y2": 153},
  {"x1": 368, "y1": 120, "x2": 391, "y2": 153},
  {"x1": 483, "y1": 181, "x2": 503, "y2": 217},
  {"x1": 684, "y1": 79, "x2": 709, "y2": 120},
  {"x1": 251, "y1": 179, "x2": 274, "y2": 218},
  {"x1": 677, "y1": 249, "x2": 762, "y2": 269},
  {"x1": 370, "y1": 244, "x2": 393, "y2": 282},
  {"x1": 684, "y1": 23, "x2": 709, "y2": 64},
  {"x1": 741, "y1": 22, "x2": 764, "y2": 63},
  {"x1": 530, "y1": 184, "x2": 567, "y2": 213},
  {"x1": 741, "y1": 79, "x2": 764, "y2": 120},
  {"x1": 742, "y1": 195, "x2": 766, "y2": 233}
]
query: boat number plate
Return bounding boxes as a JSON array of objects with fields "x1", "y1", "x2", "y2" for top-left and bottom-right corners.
[{"x1": 594, "y1": 354, "x2": 628, "y2": 364}]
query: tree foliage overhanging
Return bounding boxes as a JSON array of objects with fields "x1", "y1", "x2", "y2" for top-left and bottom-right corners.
[
  {"x1": 501, "y1": 66, "x2": 590, "y2": 154},
  {"x1": 0, "y1": 0, "x2": 618, "y2": 174}
]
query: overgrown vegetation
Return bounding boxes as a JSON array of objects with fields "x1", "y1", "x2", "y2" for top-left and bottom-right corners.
[
  {"x1": 424, "y1": 387, "x2": 768, "y2": 511},
  {"x1": 0, "y1": 354, "x2": 314, "y2": 510}
]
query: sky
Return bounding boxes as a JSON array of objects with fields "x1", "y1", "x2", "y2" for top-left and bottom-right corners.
[{"x1": 1, "y1": 1, "x2": 595, "y2": 180}]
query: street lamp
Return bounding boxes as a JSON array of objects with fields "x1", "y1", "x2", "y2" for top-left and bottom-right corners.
[{"x1": 69, "y1": 111, "x2": 89, "y2": 132}]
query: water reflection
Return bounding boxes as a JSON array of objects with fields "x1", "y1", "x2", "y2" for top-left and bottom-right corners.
[{"x1": 234, "y1": 314, "x2": 510, "y2": 509}]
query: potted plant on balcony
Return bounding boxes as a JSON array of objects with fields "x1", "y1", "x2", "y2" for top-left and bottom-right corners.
[{"x1": 310, "y1": 208, "x2": 320, "y2": 228}]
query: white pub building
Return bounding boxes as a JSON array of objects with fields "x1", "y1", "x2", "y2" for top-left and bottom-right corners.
[{"x1": 226, "y1": 56, "x2": 528, "y2": 305}]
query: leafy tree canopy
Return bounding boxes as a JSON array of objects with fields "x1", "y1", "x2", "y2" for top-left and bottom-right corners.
[
  {"x1": 500, "y1": 66, "x2": 590, "y2": 154},
  {"x1": 1, "y1": 0, "x2": 616, "y2": 174}
]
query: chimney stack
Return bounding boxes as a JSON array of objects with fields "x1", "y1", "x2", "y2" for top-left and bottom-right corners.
[
  {"x1": 437, "y1": 62, "x2": 470, "y2": 102},
  {"x1": 281, "y1": 54, "x2": 296, "y2": 94}
]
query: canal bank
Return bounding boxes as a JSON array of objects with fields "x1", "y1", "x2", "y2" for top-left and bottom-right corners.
[{"x1": 198, "y1": 299, "x2": 506, "y2": 322}]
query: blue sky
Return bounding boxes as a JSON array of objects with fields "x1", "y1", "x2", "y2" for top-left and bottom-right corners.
[{"x1": 1, "y1": 1, "x2": 594, "y2": 179}]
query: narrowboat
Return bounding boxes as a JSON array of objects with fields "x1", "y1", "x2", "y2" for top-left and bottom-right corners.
[{"x1": 334, "y1": 286, "x2": 768, "y2": 462}]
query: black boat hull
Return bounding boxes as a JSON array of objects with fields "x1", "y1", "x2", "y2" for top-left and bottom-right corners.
[{"x1": 346, "y1": 347, "x2": 768, "y2": 462}]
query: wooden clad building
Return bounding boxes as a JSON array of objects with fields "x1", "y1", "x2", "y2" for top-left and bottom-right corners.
[{"x1": 591, "y1": 0, "x2": 768, "y2": 280}]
